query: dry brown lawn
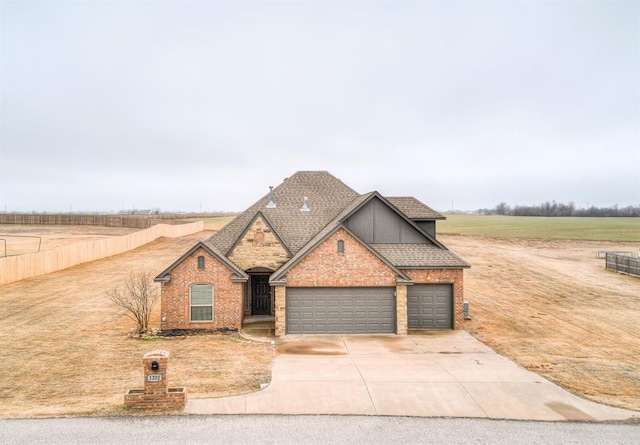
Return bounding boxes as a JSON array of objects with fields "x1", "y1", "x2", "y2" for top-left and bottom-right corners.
[
  {"x1": 442, "y1": 235, "x2": 640, "y2": 411},
  {"x1": 0, "y1": 224, "x2": 138, "y2": 256},
  {"x1": 0, "y1": 228, "x2": 275, "y2": 418},
  {"x1": 1, "y1": 223, "x2": 639, "y2": 417}
]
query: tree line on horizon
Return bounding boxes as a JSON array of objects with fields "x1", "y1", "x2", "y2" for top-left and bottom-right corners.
[{"x1": 485, "y1": 201, "x2": 640, "y2": 217}]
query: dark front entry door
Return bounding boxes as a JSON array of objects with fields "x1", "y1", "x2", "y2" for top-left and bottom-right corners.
[{"x1": 251, "y1": 275, "x2": 271, "y2": 315}]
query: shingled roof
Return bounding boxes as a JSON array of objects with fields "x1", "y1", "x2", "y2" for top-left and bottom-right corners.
[
  {"x1": 386, "y1": 197, "x2": 446, "y2": 220},
  {"x1": 205, "y1": 171, "x2": 360, "y2": 255},
  {"x1": 269, "y1": 190, "x2": 468, "y2": 282},
  {"x1": 196, "y1": 170, "x2": 471, "y2": 279},
  {"x1": 370, "y1": 244, "x2": 470, "y2": 268}
]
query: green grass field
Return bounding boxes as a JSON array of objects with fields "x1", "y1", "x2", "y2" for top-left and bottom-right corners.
[
  {"x1": 198, "y1": 214, "x2": 639, "y2": 242},
  {"x1": 438, "y1": 214, "x2": 640, "y2": 242}
]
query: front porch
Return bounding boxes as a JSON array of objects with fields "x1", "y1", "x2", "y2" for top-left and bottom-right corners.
[{"x1": 241, "y1": 315, "x2": 275, "y2": 341}]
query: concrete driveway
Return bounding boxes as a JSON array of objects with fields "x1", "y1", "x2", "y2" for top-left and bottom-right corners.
[{"x1": 185, "y1": 332, "x2": 639, "y2": 421}]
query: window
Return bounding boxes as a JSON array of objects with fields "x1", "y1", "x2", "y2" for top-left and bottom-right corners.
[
  {"x1": 190, "y1": 284, "x2": 213, "y2": 321},
  {"x1": 337, "y1": 240, "x2": 345, "y2": 254},
  {"x1": 197, "y1": 255, "x2": 205, "y2": 269}
]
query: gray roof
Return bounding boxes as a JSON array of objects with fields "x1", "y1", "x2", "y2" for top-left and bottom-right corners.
[
  {"x1": 370, "y1": 244, "x2": 470, "y2": 269},
  {"x1": 205, "y1": 171, "x2": 360, "y2": 255},
  {"x1": 270, "y1": 191, "x2": 460, "y2": 282},
  {"x1": 386, "y1": 197, "x2": 446, "y2": 220},
  {"x1": 269, "y1": 192, "x2": 412, "y2": 283},
  {"x1": 184, "y1": 171, "x2": 471, "y2": 280}
]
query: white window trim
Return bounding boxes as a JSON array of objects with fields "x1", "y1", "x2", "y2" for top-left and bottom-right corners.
[{"x1": 189, "y1": 283, "x2": 213, "y2": 322}]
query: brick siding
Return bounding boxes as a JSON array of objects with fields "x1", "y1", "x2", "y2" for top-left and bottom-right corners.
[
  {"x1": 276, "y1": 228, "x2": 399, "y2": 335},
  {"x1": 404, "y1": 269, "x2": 465, "y2": 329},
  {"x1": 162, "y1": 230, "x2": 465, "y2": 335},
  {"x1": 286, "y1": 229, "x2": 397, "y2": 287},
  {"x1": 160, "y1": 247, "x2": 243, "y2": 331}
]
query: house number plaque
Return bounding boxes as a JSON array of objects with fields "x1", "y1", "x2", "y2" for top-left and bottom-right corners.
[{"x1": 147, "y1": 374, "x2": 162, "y2": 382}]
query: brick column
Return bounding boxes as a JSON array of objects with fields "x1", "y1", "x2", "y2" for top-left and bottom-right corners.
[
  {"x1": 143, "y1": 350, "x2": 169, "y2": 395},
  {"x1": 125, "y1": 349, "x2": 186, "y2": 410},
  {"x1": 453, "y1": 270, "x2": 464, "y2": 329},
  {"x1": 274, "y1": 285, "x2": 286, "y2": 337},
  {"x1": 396, "y1": 285, "x2": 408, "y2": 335}
]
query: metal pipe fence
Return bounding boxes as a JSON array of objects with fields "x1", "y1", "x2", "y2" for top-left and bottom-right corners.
[{"x1": 605, "y1": 253, "x2": 640, "y2": 278}]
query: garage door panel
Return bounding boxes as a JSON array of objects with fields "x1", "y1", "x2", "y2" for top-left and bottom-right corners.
[
  {"x1": 408, "y1": 284, "x2": 453, "y2": 329},
  {"x1": 287, "y1": 287, "x2": 396, "y2": 334}
]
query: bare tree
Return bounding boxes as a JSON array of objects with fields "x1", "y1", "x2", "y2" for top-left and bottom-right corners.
[{"x1": 107, "y1": 270, "x2": 160, "y2": 334}]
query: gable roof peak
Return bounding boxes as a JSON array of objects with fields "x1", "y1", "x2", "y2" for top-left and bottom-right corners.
[{"x1": 208, "y1": 170, "x2": 361, "y2": 256}]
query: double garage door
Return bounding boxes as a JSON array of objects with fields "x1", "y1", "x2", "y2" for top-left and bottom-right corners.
[
  {"x1": 407, "y1": 284, "x2": 453, "y2": 329},
  {"x1": 286, "y1": 287, "x2": 395, "y2": 334}
]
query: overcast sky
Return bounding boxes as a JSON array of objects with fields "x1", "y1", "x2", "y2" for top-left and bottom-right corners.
[{"x1": 1, "y1": 0, "x2": 638, "y2": 213}]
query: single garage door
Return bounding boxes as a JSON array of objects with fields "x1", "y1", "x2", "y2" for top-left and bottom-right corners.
[
  {"x1": 407, "y1": 284, "x2": 453, "y2": 329},
  {"x1": 286, "y1": 287, "x2": 396, "y2": 334}
]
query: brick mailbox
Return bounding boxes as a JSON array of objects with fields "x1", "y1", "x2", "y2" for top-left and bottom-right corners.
[{"x1": 124, "y1": 350, "x2": 187, "y2": 410}]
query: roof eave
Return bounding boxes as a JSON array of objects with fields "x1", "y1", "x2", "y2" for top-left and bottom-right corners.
[
  {"x1": 412, "y1": 216, "x2": 447, "y2": 221},
  {"x1": 397, "y1": 264, "x2": 471, "y2": 270},
  {"x1": 155, "y1": 241, "x2": 249, "y2": 282},
  {"x1": 270, "y1": 223, "x2": 413, "y2": 284},
  {"x1": 225, "y1": 211, "x2": 293, "y2": 258}
]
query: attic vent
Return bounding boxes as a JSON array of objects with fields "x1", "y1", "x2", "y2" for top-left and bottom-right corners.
[
  {"x1": 266, "y1": 186, "x2": 276, "y2": 209},
  {"x1": 300, "y1": 196, "x2": 310, "y2": 212}
]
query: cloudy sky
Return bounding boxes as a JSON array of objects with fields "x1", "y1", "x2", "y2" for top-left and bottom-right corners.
[{"x1": 1, "y1": 0, "x2": 638, "y2": 213}]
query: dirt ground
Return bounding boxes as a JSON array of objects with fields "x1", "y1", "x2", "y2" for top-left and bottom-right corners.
[
  {"x1": 1, "y1": 226, "x2": 638, "y2": 417},
  {"x1": 0, "y1": 229, "x2": 275, "y2": 418},
  {"x1": 441, "y1": 235, "x2": 640, "y2": 411},
  {"x1": 0, "y1": 224, "x2": 138, "y2": 256}
]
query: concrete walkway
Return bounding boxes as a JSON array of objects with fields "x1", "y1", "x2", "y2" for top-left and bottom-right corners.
[{"x1": 185, "y1": 332, "x2": 639, "y2": 421}]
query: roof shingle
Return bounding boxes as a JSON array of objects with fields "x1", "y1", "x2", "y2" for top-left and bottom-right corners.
[
  {"x1": 370, "y1": 244, "x2": 470, "y2": 268},
  {"x1": 201, "y1": 171, "x2": 469, "y2": 276},
  {"x1": 386, "y1": 197, "x2": 445, "y2": 220},
  {"x1": 206, "y1": 171, "x2": 360, "y2": 255}
]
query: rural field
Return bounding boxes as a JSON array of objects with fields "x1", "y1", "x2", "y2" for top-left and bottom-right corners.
[
  {"x1": 0, "y1": 215, "x2": 639, "y2": 417},
  {"x1": 440, "y1": 214, "x2": 640, "y2": 411},
  {"x1": 0, "y1": 223, "x2": 274, "y2": 418},
  {"x1": 0, "y1": 225, "x2": 138, "y2": 256}
]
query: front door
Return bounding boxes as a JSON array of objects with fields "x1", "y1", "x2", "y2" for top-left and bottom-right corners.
[{"x1": 251, "y1": 275, "x2": 271, "y2": 315}]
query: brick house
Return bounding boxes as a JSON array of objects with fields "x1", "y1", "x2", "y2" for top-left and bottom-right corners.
[{"x1": 155, "y1": 171, "x2": 469, "y2": 336}]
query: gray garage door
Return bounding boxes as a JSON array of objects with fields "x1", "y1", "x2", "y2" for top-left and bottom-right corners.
[
  {"x1": 286, "y1": 287, "x2": 396, "y2": 334},
  {"x1": 407, "y1": 284, "x2": 453, "y2": 329}
]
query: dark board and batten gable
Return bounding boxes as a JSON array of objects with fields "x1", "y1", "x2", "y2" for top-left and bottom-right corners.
[{"x1": 344, "y1": 195, "x2": 433, "y2": 244}]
